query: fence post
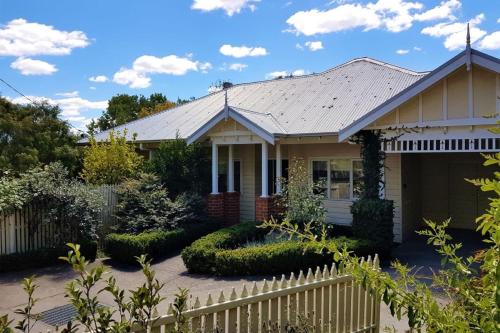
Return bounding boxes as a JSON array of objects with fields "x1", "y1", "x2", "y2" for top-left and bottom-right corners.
[{"x1": 8, "y1": 213, "x2": 16, "y2": 254}]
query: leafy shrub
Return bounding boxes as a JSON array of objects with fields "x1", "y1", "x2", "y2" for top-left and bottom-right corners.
[
  {"x1": 0, "y1": 163, "x2": 103, "y2": 241},
  {"x1": 181, "y1": 221, "x2": 374, "y2": 276},
  {"x1": 351, "y1": 130, "x2": 394, "y2": 254},
  {"x1": 82, "y1": 130, "x2": 143, "y2": 185},
  {"x1": 147, "y1": 137, "x2": 210, "y2": 197},
  {"x1": 106, "y1": 219, "x2": 221, "y2": 264},
  {"x1": 278, "y1": 158, "x2": 327, "y2": 230},
  {"x1": 113, "y1": 173, "x2": 207, "y2": 234},
  {"x1": 351, "y1": 199, "x2": 394, "y2": 256},
  {"x1": 0, "y1": 240, "x2": 97, "y2": 273},
  {"x1": 181, "y1": 222, "x2": 267, "y2": 274}
]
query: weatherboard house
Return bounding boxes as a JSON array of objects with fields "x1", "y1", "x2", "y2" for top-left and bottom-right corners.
[{"x1": 89, "y1": 42, "x2": 500, "y2": 243}]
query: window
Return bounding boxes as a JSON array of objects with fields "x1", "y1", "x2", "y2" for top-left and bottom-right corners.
[
  {"x1": 312, "y1": 161, "x2": 328, "y2": 196},
  {"x1": 311, "y1": 159, "x2": 363, "y2": 200},
  {"x1": 268, "y1": 159, "x2": 289, "y2": 195}
]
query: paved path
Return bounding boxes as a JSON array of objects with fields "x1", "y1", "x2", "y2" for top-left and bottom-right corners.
[{"x1": 0, "y1": 252, "x2": 409, "y2": 332}]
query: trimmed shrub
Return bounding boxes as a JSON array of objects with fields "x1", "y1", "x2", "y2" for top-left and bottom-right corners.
[
  {"x1": 182, "y1": 222, "x2": 375, "y2": 276},
  {"x1": 105, "y1": 219, "x2": 221, "y2": 264},
  {"x1": 351, "y1": 198, "x2": 394, "y2": 257},
  {"x1": 0, "y1": 240, "x2": 97, "y2": 273},
  {"x1": 181, "y1": 221, "x2": 267, "y2": 274}
]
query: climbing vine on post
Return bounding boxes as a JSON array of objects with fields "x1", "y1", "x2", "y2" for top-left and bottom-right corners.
[{"x1": 350, "y1": 130, "x2": 394, "y2": 256}]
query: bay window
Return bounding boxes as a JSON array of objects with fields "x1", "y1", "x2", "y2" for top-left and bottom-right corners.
[{"x1": 311, "y1": 159, "x2": 363, "y2": 200}]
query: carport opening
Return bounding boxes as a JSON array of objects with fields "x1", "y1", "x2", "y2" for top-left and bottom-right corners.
[{"x1": 401, "y1": 152, "x2": 492, "y2": 240}]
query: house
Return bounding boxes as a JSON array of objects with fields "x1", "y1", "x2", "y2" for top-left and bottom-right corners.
[{"x1": 88, "y1": 38, "x2": 499, "y2": 243}]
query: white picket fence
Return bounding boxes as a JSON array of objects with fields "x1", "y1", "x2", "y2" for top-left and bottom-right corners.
[
  {"x1": 0, "y1": 185, "x2": 118, "y2": 255},
  {"x1": 134, "y1": 257, "x2": 381, "y2": 333}
]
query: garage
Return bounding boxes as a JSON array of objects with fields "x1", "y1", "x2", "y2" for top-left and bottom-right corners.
[{"x1": 401, "y1": 153, "x2": 492, "y2": 239}]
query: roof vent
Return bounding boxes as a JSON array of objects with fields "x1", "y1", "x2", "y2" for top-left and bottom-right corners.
[{"x1": 222, "y1": 81, "x2": 233, "y2": 89}]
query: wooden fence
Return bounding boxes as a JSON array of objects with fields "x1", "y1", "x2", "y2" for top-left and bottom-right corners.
[
  {"x1": 0, "y1": 185, "x2": 118, "y2": 256},
  {"x1": 134, "y1": 257, "x2": 381, "y2": 333}
]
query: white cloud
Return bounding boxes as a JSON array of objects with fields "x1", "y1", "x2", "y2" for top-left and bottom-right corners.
[
  {"x1": 266, "y1": 71, "x2": 288, "y2": 79},
  {"x1": 228, "y1": 63, "x2": 248, "y2": 71},
  {"x1": 113, "y1": 68, "x2": 151, "y2": 89},
  {"x1": 295, "y1": 43, "x2": 304, "y2": 50},
  {"x1": 497, "y1": 18, "x2": 500, "y2": 23},
  {"x1": 413, "y1": 46, "x2": 422, "y2": 51},
  {"x1": 113, "y1": 54, "x2": 211, "y2": 89},
  {"x1": 89, "y1": 75, "x2": 108, "y2": 83},
  {"x1": 56, "y1": 91, "x2": 79, "y2": 98},
  {"x1": 191, "y1": 0, "x2": 259, "y2": 16},
  {"x1": 89, "y1": 86, "x2": 96, "y2": 90},
  {"x1": 10, "y1": 57, "x2": 57, "y2": 75},
  {"x1": 208, "y1": 85, "x2": 223, "y2": 94},
  {"x1": 479, "y1": 31, "x2": 500, "y2": 50},
  {"x1": 414, "y1": 0, "x2": 461, "y2": 22},
  {"x1": 286, "y1": 0, "x2": 463, "y2": 36},
  {"x1": 9, "y1": 93, "x2": 107, "y2": 131},
  {"x1": 219, "y1": 44, "x2": 268, "y2": 58},
  {"x1": 305, "y1": 41, "x2": 324, "y2": 51},
  {"x1": 396, "y1": 49, "x2": 409, "y2": 54},
  {"x1": 421, "y1": 14, "x2": 486, "y2": 50},
  {"x1": 292, "y1": 69, "x2": 308, "y2": 76},
  {"x1": 0, "y1": 18, "x2": 89, "y2": 57},
  {"x1": 266, "y1": 69, "x2": 308, "y2": 79}
]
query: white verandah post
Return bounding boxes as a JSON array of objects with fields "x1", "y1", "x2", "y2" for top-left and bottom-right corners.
[
  {"x1": 261, "y1": 142, "x2": 268, "y2": 197},
  {"x1": 228, "y1": 144, "x2": 235, "y2": 192},
  {"x1": 276, "y1": 143, "x2": 282, "y2": 194},
  {"x1": 211, "y1": 141, "x2": 219, "y2": 194}
]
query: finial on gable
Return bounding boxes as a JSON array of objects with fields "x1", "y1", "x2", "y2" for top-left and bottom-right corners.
[
  {"x1": 466, "y1": 22, "x2": 471, "y2": 49},
  {"x1": 465, "y1": 22, "x2": 472, "y2": 71}
]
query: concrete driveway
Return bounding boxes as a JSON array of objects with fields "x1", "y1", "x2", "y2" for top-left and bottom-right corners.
[{"x1": 0, "y1": 230, "x2": 485, "y2": 332}]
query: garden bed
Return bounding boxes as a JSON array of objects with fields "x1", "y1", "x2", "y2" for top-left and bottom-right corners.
[
  {"x1": 181, "y1": 221, "x2": 376, "y2": 276},
  {"x1": 105, "y1": 220, "x2": 222, "y2": 264}
]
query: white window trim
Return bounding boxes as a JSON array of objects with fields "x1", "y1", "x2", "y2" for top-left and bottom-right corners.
[{"x1": 310, "y1": 157, "x2": 362, "y2": 202}]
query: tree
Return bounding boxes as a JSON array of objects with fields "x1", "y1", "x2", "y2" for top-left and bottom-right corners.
[
  {"x1": 88, "y1": 93, "x2": 182, "y2": 133},
  {"x1": 147, "y1": 137, "x2": 210, "y2": 198},
  {"x1": 81, "y1": 130, "x2": 143, "y2": 185},
  {"x1": 0, "y1": 97, "x2": 81, "y2": 175}
]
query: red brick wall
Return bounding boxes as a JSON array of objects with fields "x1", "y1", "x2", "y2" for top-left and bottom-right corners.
[
  {"x1": 224, "y1": 192, "x2": 240, "y2": 225},
  {"x1": 256, "y1": 196, "x2": 284, "y2": 222},
  {"x1": 207, "y1": 193, "x2": 224, "y2": 220}
]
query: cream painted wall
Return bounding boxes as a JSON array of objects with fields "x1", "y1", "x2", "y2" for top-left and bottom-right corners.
[
  {"x1": 385, "y1": 154, "x2": 403, "y2": 242},
  {"x1": 373, "y1": 65, "x2": 499, "y2": 127}
]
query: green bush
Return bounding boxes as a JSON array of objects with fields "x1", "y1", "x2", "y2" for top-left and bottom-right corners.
[
  {"x1": 182, "y1": 221, "x2": 375, "y2": 276},
  {"x1": 106, "y1": 219, "x2": 221, "y2": 264},
  {"x1": 181, "y1": 221, "x2": 267, "y2": 274},
  {"x1": 351, "y1": 198, "x2": 394, "y2": 256},
  {"x1": 0, "y1": 240, "x2": 97, "y2": 273}
]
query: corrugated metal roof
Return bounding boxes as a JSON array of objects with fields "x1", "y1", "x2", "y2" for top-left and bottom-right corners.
[{"x1": 85, "y1": 57, "x2": 427, "y2": 143}]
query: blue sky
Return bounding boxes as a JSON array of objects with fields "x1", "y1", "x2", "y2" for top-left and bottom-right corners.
[{"x1": 0, "y1": 0, "x2": 499, "y2": 131}]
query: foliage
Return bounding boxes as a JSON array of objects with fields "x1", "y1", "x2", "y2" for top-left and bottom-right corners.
[
  {"x1": 0, "y1": 97, "x2": 81, "y2": 175},
  {"x1": 0, "y1": 163, "x2": 103, "y2": 241},
  {"x1": 278, "y1": 157, "x2": 327, "y2": 231},
  {"x1": 81, "y1": 130, "x2": 143, "y2": 185},
  {"x1": 351, "y1": 199, "x2": 394, "y2": 256},
  {"x1": 181, "y1": 221, "x2": 375, "y2": 276},
  {"x1": 351, "y1": 130, "x2": 394, "y2": 253},
  {"x1": 263, "y1": 150, "x2": 500, "y2": 332},
  {"x1": 113, "y1": 173, "x2": 206, "y2": 234},
  {"x1": 0, "y1": 240, "x2": 97, "y2": 273},
  {"x1": 1, "y1": 243, "x2": 194, "y2": 333},
  {"x1": 148, "y1": 137, "x2": 210, "y2": 197},
  {"x1": 88, "y1": 93, "x2": 179, "y2": 133},
  {"x1": 105, "y1": 220, "x2": 222, "y2": 264}
]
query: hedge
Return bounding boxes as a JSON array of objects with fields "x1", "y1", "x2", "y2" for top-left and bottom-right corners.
[
  {"x1": 105, "y1": 219, "x2": 222, "y2": 264},
  {"x1": 0, "y1": 240, "x2": 97, "y2": 273},
  {"x1": 181, "y1": 221, "x2": 375, "y2": 276}
]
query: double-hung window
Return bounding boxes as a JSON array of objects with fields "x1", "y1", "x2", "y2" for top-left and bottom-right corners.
[{"x1": 312, "y1": 159, "x2": 363, "y2": 200}]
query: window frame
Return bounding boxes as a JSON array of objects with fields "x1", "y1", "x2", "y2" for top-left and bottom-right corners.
[{"x1": 310, "y1": 157, "x2": 363, "y2": 201}]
